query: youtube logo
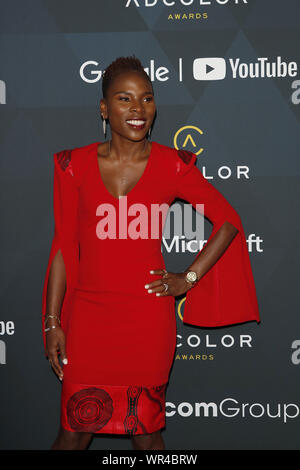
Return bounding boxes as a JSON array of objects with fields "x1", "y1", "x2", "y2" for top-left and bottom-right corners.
[{"x1": 193, "y1": 58, "x2": 226, "y2": 80}]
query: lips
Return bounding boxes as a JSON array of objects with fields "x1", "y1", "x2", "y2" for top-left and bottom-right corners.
[{"x1": 126, "y1": 119, "x2": 146, "y2": 130}]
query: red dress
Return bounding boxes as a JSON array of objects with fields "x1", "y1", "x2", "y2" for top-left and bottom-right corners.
[{"x1": 41, "y1": 141, "x2": 260, "y2": 435}]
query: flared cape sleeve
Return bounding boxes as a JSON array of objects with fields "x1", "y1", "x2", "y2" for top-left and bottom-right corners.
[
  {"x1": 41, "y1": 149, "x2": 80, "y2": 356},
  {"x1": 174, "y1": 149, "x2": 260, "y2": 327}
]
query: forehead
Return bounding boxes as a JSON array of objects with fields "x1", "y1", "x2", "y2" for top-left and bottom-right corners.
[{"x1": 108, "y1": 71, "x2": 153, "y2": 93}]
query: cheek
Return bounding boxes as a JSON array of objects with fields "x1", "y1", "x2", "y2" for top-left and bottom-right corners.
[
  {"x1": 147, "y1": 103, "x2": 156, "y2": 115},
  {"x1": 108, "y1": 106, "x2": 126, "y2": 124}
]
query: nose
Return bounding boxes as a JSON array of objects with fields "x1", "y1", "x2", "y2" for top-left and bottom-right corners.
[{"x1": 130, "y1": 99, "x2": 144, "y2": 113}]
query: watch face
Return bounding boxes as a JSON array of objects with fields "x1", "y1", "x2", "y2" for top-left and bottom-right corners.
[{"x1": 187, "y1": 271, "x2": 197, "y2": 282}]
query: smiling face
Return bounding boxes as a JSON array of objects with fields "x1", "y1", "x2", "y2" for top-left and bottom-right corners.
[{"x1": 100, "y1": 70, "x2": 156, "y2": 142}]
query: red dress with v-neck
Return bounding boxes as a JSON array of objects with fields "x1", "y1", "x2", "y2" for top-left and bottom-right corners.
[{"x1": 41, "y1": 140, "x2": 260, "y2": 435}]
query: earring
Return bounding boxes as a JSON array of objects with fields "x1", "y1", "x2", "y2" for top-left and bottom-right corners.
[
  {"x1": 148, "y1": 127, "x2": 152, "y2": 139},
  {"x1": 101, "y1": 114, "x2": 106, "y2": 138}
]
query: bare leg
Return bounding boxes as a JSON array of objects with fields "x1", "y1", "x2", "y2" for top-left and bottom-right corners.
[
  {"x1": 51, "y1": 425, "x2": 94, "y2": 450},
  {"x1": 131, "y1": 430, "x2": 165, "y2": 450}
]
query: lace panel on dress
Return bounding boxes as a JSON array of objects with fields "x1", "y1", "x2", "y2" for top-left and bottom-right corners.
[{"x1": 56, "y1": 149, "x2": 74, "y2": 176}]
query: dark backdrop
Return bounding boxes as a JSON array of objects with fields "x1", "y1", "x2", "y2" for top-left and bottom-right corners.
[{"x1": 0, "y1": 0, "x2": 300, "y2": 450}]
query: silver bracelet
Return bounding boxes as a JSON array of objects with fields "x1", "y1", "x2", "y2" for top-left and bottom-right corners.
[
  {"x1": 44, "y1": 325, "x2": 58, "y2": 333},
  {"x1": 44, "y1": 314, "x2": 61, "y2": 325}
]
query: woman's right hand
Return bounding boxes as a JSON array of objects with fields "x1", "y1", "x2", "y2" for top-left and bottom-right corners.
[{"x1": 45, "y1": 323, "x2": 67, "y2": 381}]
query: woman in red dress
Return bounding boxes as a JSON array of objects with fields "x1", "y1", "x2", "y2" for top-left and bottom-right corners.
[{"x1": 41, "y1": 56, "x2": 260, "y2": 450}]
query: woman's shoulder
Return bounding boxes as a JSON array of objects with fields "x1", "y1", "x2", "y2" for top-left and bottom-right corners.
[
  {"x1": 154, "y1": 141, "x2": 197, "y2": 175},
  {"x1": 53, "y1": 142, "x2": 98, "y2": 179},
  {"x1": 54, "y1": 141, "x2": 97, "y2": 162}
]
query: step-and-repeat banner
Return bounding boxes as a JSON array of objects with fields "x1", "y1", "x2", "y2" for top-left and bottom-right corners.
[{"x1": 1, "y1": 0, "x2": 299, "y2": 450}]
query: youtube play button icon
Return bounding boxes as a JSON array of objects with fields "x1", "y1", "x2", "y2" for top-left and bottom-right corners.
[{"x1": 193, "y1": 58, "x2": 226, "y2": 80}]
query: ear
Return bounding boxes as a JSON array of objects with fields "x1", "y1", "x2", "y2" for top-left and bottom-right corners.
[{"x1": 100, "y1": 99, "x2": 108, "y2": 120}]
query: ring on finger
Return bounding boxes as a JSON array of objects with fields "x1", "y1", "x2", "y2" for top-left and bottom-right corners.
[
  {"x1": 162, "y1": 269, "x2": 168, "y2": 278},
  {"x1": 163, "y1": 283, "x2": 169, "y2": 292}
]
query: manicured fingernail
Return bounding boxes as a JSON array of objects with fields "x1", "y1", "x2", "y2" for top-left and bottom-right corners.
[
  {"x1": 148, "y1": 289, "x2": 152, "y2": 293},
  {"x1": 150, "y1": 270, "x2": 154, "y2": 274},
  {"x1": 62, "y1": 358, "x2": 68, "y2": 365},
  {"x1": 156, "y1": 293, "x2": 160, "y2": 296},
  {"x1": 144, "y1": 284, "x2": 149, "y2": 289}
]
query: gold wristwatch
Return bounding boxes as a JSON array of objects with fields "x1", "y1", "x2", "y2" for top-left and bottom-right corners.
[{"x1": 184, "y1": 270, "x2": 199, "y2": 287}]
